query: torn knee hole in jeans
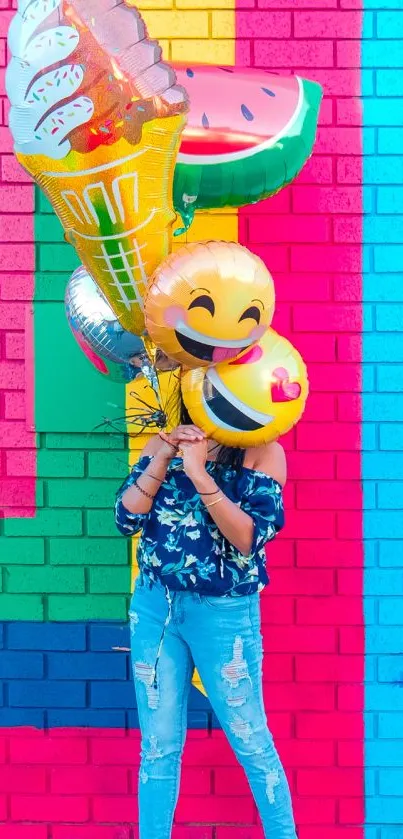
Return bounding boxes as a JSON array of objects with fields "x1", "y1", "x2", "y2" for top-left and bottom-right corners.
[
  {"x1": 129, "y1": 612, "x2": 139, "y2": 636},
  {"x1": 134, "y1": 661, "x2": 159, "y2": 710},
  {"x1": 222, "y1": 636, "x2": 251, "y2": 709},
  {"x1": 141, "y1": 736, "x2": 163, "y2": 784},
  {"x1": 266, "y1": 768, "x2": 280, "y2": 804}
]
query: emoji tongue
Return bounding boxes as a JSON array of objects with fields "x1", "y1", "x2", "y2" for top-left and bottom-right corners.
[{"x1": 212, "y1": 346, "x2": 239, "y2": 363}]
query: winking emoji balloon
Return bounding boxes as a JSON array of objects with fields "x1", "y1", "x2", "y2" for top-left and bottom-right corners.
[
  {"x1": 145, "y1": 241, "x2": 275, "y2": 368},
  {"x1": 181, "y1": 328, "x2": 308, "y2": 448}
]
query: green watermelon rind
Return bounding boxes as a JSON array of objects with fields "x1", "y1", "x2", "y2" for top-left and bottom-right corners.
[{"x1": 173, "y1": 77, "x2": 323, "y2": 232}]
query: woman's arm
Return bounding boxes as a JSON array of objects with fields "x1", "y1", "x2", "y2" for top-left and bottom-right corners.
[{"x1": 182, "y1": 440, "x2": 286, "y2": 556}]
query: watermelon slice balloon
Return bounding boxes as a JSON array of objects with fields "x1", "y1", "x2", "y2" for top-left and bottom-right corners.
[{"x1": 173, "y1": 65, "x2": 322, "y2": 233}]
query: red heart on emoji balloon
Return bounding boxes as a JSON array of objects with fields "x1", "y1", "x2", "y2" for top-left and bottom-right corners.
[{"x1": 271, "y1": 367, "x2": 301, "y2": 402}]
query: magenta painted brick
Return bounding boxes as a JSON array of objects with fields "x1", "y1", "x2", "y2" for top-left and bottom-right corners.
[
  {"x1": 297, "y1": 768, "x2": 363, "y2": 796},
  {"x1": 0, "y1": 766, "x2": 47, "y2": 793},
  {"x1": 236, "y1": 11, "x2": 291, "y2": 37},
  {"x1": 0, "y1": 244, "x2": 35, "y2": 271},
  {"x1": 254, "y1": 40, "x2": 334, "y2": 68},
  {"x1": 0, "y1": 828, "x2": 48, "y2": 839},
  {"x1": 249, "y1": 215, "x2": 330, "y2": 243},
  {"x1": 0, "y1": 274, "x2": 34, "y2": 301},
  {"x1": 292, "y1": 186, "x2": 363, "y2": 214},
  {"x1": 5, "y1": 332, "x2": 25, "y2": 360},
  {"x1": 0, "y1": 478, "x2": 37, "y2": 506},
  {"x1": 6, "y1": 450, "x2": 36, "y2": 476},
  {"x1": 0, "y1": 184, "x2": 33, "y2": 211},
  {"x1": 10, "y1": 794, "x2": 89, "y2": 822},
  {"x1": 294, "y1": 11, "x2": 363, "y2": 38},
  {"x1": 0, "y1": 154, "x2": 31, "y2": 183},
  {"x1": 4, "y1": 392, "x2": 26, "y2": 420},
  {"x1": 0, "y1": 361, "x2": 24, "y2": 389},
  {"x1": 0, "y1": 215, "x2": 34, "y2": 241},
  {"x1": 0, "y1": 303, "x2": 26, "y2": 329},
  {"x1": 337, "y1": 156, "x2": 363, "y2": 184}
]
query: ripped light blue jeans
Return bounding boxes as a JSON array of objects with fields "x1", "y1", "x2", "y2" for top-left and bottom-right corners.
[{"x1": 130, "y1": 578, "x2": 297, "y2": 839}]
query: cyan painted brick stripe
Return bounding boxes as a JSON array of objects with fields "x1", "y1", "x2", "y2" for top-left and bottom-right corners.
[
  {"x1": 363, "y1": 1, "x2": 403, "y2": 832},
  {"x1": 0, "y1": 622, "x2": 211, "y2": 729}
]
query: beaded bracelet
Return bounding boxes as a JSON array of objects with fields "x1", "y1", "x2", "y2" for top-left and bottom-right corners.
[{"x1": 134, "y1": 481, "x2": 155, "y2": 501}]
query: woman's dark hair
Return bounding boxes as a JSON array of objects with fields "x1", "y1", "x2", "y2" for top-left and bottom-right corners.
[{"x1": 179, "y1": 394, "x2": 245, "y2": 472}]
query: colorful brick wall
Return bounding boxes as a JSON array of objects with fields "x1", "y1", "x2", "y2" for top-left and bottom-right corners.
[{"x1": 0, "y1": 0, "x2": 402, "y2": 836}]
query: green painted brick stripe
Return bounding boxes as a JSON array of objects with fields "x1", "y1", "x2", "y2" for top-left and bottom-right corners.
[
  {"x1": 47, "y1": 595, "x2": 129, "y2": 622},
  {"x1": 49, "y1": 538, "x2": 129, "y2": 566},
  {"x1": 0, "y1": 595, "x2": 44, "y2": 621},
  {"x1": 5, "y1": 567, "x2": 85, "y2": 594},
  {"x1": 0, "y1": 538, "x2": 45, "y2": 564}
]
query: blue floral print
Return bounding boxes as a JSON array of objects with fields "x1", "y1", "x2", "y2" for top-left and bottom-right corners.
[{"x1": 115, "y1": 456, "x2": 284, "y2": 597}]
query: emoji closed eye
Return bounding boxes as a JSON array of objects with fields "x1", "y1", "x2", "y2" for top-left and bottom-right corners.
[
  {"x1": 238, "y1": 305, "x2": 261, "y2": 324},
  {"x1": 188, "y1": 294, "x2": 215, "y2": 316}
]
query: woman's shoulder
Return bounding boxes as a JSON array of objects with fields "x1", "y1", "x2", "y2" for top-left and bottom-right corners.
[{"x1": 244, "y1": 441, "x2": 287, "y2": 488}]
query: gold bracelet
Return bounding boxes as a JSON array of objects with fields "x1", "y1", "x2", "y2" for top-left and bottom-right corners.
[{"x1": 204, "y1": 495, "x2": 225, "y2": 509}]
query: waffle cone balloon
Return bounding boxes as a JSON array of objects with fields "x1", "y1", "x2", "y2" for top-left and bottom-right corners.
[{"x1": 7, "y1": 0, "x2": 188, "y2": 334}]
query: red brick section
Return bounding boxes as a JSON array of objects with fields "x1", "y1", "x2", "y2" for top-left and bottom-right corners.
[{"x1": 236, "y1": 1, "x2": 364, "y2": 836}]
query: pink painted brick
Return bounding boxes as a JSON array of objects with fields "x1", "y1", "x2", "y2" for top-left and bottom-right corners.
[
  {"x1": 297, "y1": 768, "x2": 363, "y2": 796},
  {"x1": 337, "y1": 335, "x2": 362, "y2": 362},
  {"x1": 297, "y1": 422, "x2": 360, "y2": 450},
  {"x1": 334, "y1": 216, "x2": 363, "y2": 245},
  {"x1": 0, "y1": 154, "x2": 31, "y2": 183},
  {"x1": 0, "y1": 421, "x2": 34, "y2": 448},
  {"x1": 316, "y1": 126, "x2": 362, "y2": 155},
  {"x1": 0, "y1": 828, "x2": 48, "y2": 839},
  {"x1": 249, "y1": 214, "x2": 330, "y2": 243},
  {"x1": 249, "y1": 243, "x2": 289, "y2": 272},
  {"x1": 5, "y1": 332, "x2": 24, "y2": 359},
  {"x1": 259, "y1": 0, "x2": 338, "y2": 5},
  {"x1": 339, "y1": 797, "x2": 364, "y2": 824},
  {"x1": 214, "y1": 768, "x2": 251, "y2": 797},
  {"x1": 0, "y1": 477, "x2": 36, "y2": 506},
  {"x1": 6, "y1": 449, "x2": 36, "y2": 476},
  {"x1": 0, "y1": 184, "x2": 34, "y2": 211},
  {"x1": 262, "y1": 653, "x2": 293, "y2": 682},
  {"x1": 317, "y1": 97, "x2": 333, "y2": 126},
  {"x1": 0, "y1": 361, "x2": 24, "y2": 389},
  {"x1": 260, "y1": 595, "x2": 294, "y2": 624},
  {"x1": 309, "y1": 363, "x2": 361, "y2": 393},
  {"x1": 50, "y1": 766, "x2": 129, "y2": 794},
  {"x1": 302, "y1": 393, "x2": 336, "y2": 422},
  {"x1": 236, "y1": 11, "x2": 291, "y2": 37},
  {"x1": 264, "y1": 682, "x2": 335, "y2": 712},
  {"x1": 0, "y1": 274, "x2": 34, "y2": 301},
  {"x1": 0, "y1": 214, "x2": 34, "y2": 241},
  {"x1": 0, "y1": 244, "x2": 35, "y2": 271},
  {"x1": 294, "y1": 797, "x2": 336, "y2": 824},
  {"x1": 53, "y1": 829, "x2": 131, "y2": 839},
  {"x1": 297, "y1": 480, "x2": 362, "y2": 510},
  {"x1": 295, "y1": 156, "x2": 333, "y2": 184},
  {"x1": 304, "y1": 68, "x2": 361, "y2": 96},
  {"x1": 340, "y1": 627, "x2": 365, "y2": 655},
  {"x1": 291, "y1": 245, "x2": 362, "y2": 273},
  {"x1": 10, "y1": 795, "x2": 89, "y2": 822},
  {"x1": 4, "y1": 392, "x2": 26, "y2": 420},
  {"x1": 296, "y1": 598, "x2": 363, "y2": 627},
  {"x1": 337, "y1": 40, "x2": 361, "y2": 68},
  {"x1": 337, "y1": 156, "x2": 363, "y2": 184},
  {"x1": 296, "y1": 540, "x2": 363, "y2": 568},
  {"x1": 284, "y1": 508, "x2": 336, "y2": 538},
  {"x1": 0, "y1": 767, "x2": 46, "y2": 798},
  {"x1": 254, "y1": 40, "x2": 334, "y2": 68},
  {"x1": 338, "y1": 684, "x2": 364, "y2": 711},
  {"x1": 334, "y1": 275, "x2": 362, "y2": 302},
  {"x1": 337, "y1": 98, "x2": 363, "y2": 126},
  {"x1": 294, "y1": 304, "x2": 361, "y2": 332},
  {"x1": 275, "y1": 274, "x2": 331, "y2": 302},
  {"x1": 337, "y1": 394, "x2": 361, "y2": 420},
  {"x1": 292, "y1": 334, "x2": 336, "y2": 361},
  {"x1": 337, "y1": 569, "x2": 364, "y2": 596},
  {"x1": 172, "y1": 830, "x2": 213, "y2": 839},
  {"x1": 337, "y1": 512, "x2": 363, "y2": 540},
  {"x1": 10, "y1": 737, "x2": 87, "y2": 765},
  {"x1": 294, "y1": 11, "x2": 363, "y2": 38},
  {"x1": 0, "y1": 9, "x2": 12, "y2": 34},
  {"x1": 93, "y1": 794, "x2": 138, "y2": 822},
  {"x1": 176, "y1": 795, "x2": 255, "y2": 824},
  {"x1": 296, "y1": 711, "x2": 364, "y2": 740},
  {"x1": 337, "y1": 453, "x2": 362, "y2": 480},
  {"x1": 277, "y1": 738, "x2": 334, "y2": 767},
  {"x1": 245, "y1": 191, "x2": 290, "y2": 215},
  {"x1": 216, "y1": 830, "x2": 261, "y2": 839},
  {"x1": 338, "y1": 740, "x2": 364, "y2": 767},
  {"x1": 0, "y1": 303, "x2": 26, "y2": 329},
  {"x1": 292, "y1": 186, "x2": 363, "y2": 215},
  {"x1": 235, "y1": 40, "x2": 251, "y2": 66},
  {"x1": 288, "y1": 451, "x2": 335, "y2": 479},
  {"x1": 270, "y1": 567, "x2": 335, "y2": 595},
  {"x1": 299, "y1": 831, "x2": 363, "y2": 839}
]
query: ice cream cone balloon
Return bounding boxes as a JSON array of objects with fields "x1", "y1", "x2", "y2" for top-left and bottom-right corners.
[{"x1": 7, "y1": 0, "x2": 188, "y2": 335}]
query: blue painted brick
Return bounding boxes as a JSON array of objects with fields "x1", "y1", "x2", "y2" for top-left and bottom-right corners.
[
  {"x1": 377, "y1": 187, "x2": 403, "y2": 215},
  {"x1": 188, "y1": 711, "x2": 210, "y2": 729},
  {"x1": 0, "y1": 625, "x2": 3, "y2": 650},
  {"x1": 364, "y1": 394, "x2": 403, "y2": 421},
  {"x1": 47, "y1": 652, "x2": 127, "y2": 680},
  {"x1": 364, "y1": 334, "x2": 403, "y2": 363},
  {"x1": 379, "y1": 712, "x2": 403, "y2": 739},
  {"x1": 364, "y1": 274, "x2": 403, "y2": 303},
  {"x1": 376, "y1": 71, "x2": 403, "y2": 97},
  {"x1": 379, "y1": 541, "x2": 403, "y2": 567},
  {"x1": 367, "y1": 798, "x2": 403, "y2": 824},
  {"x1": 0, "y1": 709, "x2": 45, "y2": 727},
  {"x1": 90, "y1": 681, "x2": 135, "y2": 709},
  {"x1": 89, "y1": 624, "x2": 130, "y2": 651},
  {"x1": 365, "y1": 101, "x2": 403, "y2": 128},
  {"x1": 364, "y1": 158, "x2": 403, "y2": 183},
  {"x1": 381, "y1": 830, "x2": 403, "y2": 839},
  {"x1": 378, "y1": 128, "x2": 403, "y2": 155},
  {"x1": 362, "y1": 41, "x2": 403, "y2": 68},
  {"x1": 378, "y1": 483, "x2": 403, "y2": 509},
  {"x1": 366, "y1": 685, "x2": 403, "y2": 712},
  {"x1": 364, "y1": 452, "x2": 403, "y2": 479},
  {"x1": 365, "y1": 570, "x2": 403, "y2": 595},
  {"x1": 366, "y1": 770, "x2": 376, "y2": 796},
  {"x1": 374, "y1": 245, "x2": 403, "y2": 272},
  {"x1": 47, "y1": 709, "x2": 126, "y2": 728},
  {"x1": 380, "y1": 425, "x2": 403, "y2": 451},
  {"x1": 7, "y1": 622, "x2": 86, "y2": 651},
  {"x1": 363, "y1": 426, "x2": 377, "y2": 452},
  {"x1": 377, "y1": 11, "x2": 403, "y2": 37},
  {"x1": 378, "y1": 655, "x2": 403, "y2": 684},
  {"x1": 379, "y1": 599, "x2": 403, "y2": 625},
  {"x1": 377, "y1": 365, "x2": 403, "y2": 392},
  {"x1": 9, "y1": 680, "x2": 86, "y2": 708},
  {"x1": 127, "y1": 710, "x2": 140, "y2": 728},
  {"x1": 365, "y1": 512, "x2": 403, "y2": 539},
  {"x1": 366, "y1": 628, "x2": 403, "y2": 654},
  {"x1": 0, "y1": 652, "x2": 43, "y2": 679},
  {"x1": 376, "y1": 307, "x2": 403, "y2": 331}
]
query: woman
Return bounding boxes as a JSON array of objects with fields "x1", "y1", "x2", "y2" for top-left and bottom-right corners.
[{"x1": 115, "y1": 403, "x2": 297, "y2": 839}]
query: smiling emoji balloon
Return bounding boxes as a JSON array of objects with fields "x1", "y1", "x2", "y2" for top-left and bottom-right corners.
[
  {"x1": 181, "y1": 328, "x2": 308, "y2": 448},
  {"x1": 145, "y1": 241, "x2": 275, "y2": 368}
]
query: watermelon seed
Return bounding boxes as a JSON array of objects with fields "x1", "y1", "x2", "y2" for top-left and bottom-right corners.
[
  {"x1": 219, "y1": 66, "x2": 234, "y2": 73},
  {"x1": 241, "y1": 104, "x2": 254, "y2": 121},
  {"x1": 186, "y1": 68, "x2": 194, "y2": 77},
  {"x1": 202, "y1": 112, "x2": 210, "y2": 129},
  {"x1": 262, "y1": 87, "x2": 275, "y2": 97}
]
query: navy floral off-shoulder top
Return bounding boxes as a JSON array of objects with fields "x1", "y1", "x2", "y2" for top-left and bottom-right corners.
[{"x1": 115, "y1": 456, "x2": 284, "y2": 597}]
